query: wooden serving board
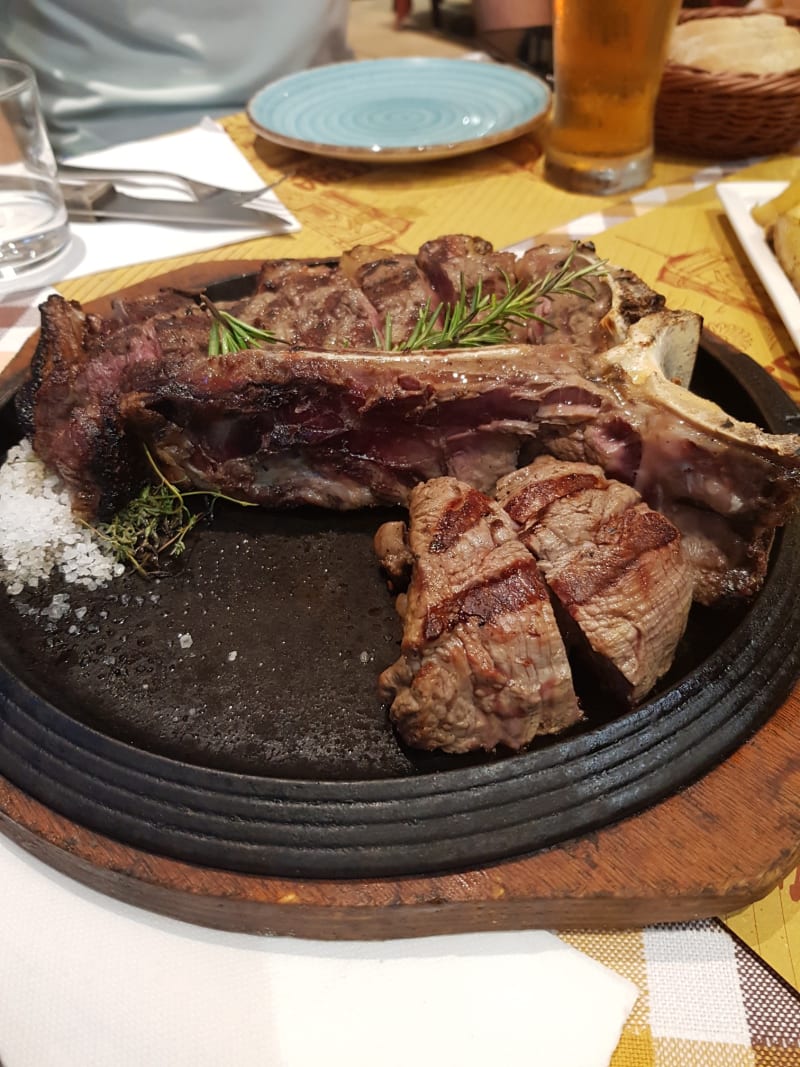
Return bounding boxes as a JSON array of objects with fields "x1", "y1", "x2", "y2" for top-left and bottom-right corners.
[{"x1": 1, "y1": 678, "x2": 798, "y2": 939}]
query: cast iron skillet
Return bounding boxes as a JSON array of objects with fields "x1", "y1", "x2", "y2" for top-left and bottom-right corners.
[{"x1": 0, "y1": 271, "x2": 798, "y2": 880}]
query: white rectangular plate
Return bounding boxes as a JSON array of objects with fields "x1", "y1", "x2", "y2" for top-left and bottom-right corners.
[{"x1": 716, "y1": 181, "x2": 800, "y2": 354}]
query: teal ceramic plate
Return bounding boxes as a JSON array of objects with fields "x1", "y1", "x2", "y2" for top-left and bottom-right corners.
[{"x1": 246, "y1": 57, "x2": 551, "y2": 163}]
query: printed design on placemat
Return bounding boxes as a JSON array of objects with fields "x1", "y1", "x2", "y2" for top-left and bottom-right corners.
[
  {"x1": 228, "y1": 109, "x2": 415, "y2": 247},
  {"x1": 290, "y1": 189, "x2": 411, "y2": 248},
  {"x1": 288, "y1": 158, "x2": 372, "y2": 187},
  {"x1": 785, "y1": 868, "x2": 800, "y2": 905},
  {"x1": 764, "y1": 357, "x2": 800, "y2": 405},
  {"x1": 657, "y1": 249, "x2": 772, "y2": 319}
]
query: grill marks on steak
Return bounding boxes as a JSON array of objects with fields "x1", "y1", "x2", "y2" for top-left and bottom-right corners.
[
  {"x1": 377, "y1": 478, "x2": 581, "y2": 753},
  {"x1": 377, "y1": 459, "x2": 693, "y2": 752},
  {"x1": 241, "y1": 257, "x2": 379, "y2": 349},
  {"x1": 340, "y1": 245, "x2": 435, "y2": 342},
  {"x1": 237, "y1": 236, "x2": 530, "y2": 349},
  {"x1": 496, "y1": 457, "x2": 692, "y2": 703}
]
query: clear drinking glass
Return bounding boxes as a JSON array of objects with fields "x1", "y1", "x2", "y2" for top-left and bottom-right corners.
[
  {"x1": 544, "y1": 0, "x2": 682, "y2": 196},
  {"x1": 0, "y1": 60, "x2": 70, "y2": 277}
]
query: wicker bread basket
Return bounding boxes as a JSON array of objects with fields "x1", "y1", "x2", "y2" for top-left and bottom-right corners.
[{"x1": 655, "y1": 6, "x2": 800, "y2": 159}]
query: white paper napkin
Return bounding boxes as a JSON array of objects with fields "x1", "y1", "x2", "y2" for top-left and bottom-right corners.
[
  {"x1": 0, "y1": 117, "x2": 299, "y2": 298},
  {"x1": 0, "y1": 834, "x2": 638, "y2": 1067}
]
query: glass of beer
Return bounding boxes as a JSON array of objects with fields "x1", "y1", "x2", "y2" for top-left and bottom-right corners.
[{"x1": 544, "y1": 0, "x2": 682, "y2": 195}]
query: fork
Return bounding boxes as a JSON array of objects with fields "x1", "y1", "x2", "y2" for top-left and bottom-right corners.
[{"x1": 56, "y1": 162, "x2": 289, "y2": 205}]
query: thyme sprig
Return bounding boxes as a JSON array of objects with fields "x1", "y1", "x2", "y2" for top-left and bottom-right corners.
[
  {"x1": 87, "y1": 446, "x2": 255, "y2": 577},
  {"x1": 202, "y1": 297, "x2": 284, "y2": 356},
  {"x1": 376, "y1": 243, "x2": 607, "y2": 351}
]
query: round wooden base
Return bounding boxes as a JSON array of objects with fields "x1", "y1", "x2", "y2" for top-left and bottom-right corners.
[{"x1": 1, "y1": 682, "x2": 797, "y2": 939}]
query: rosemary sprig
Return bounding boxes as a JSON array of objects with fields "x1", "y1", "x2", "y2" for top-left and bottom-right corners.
[
  {"x1": 379, "y1": 243, "x2": 607, "y2": 352},
  {"x1": 202, "y1": 297, "x2": 285, "y2": 356},
  {"x1": 373, "y1": 315, "x2": 394, "y2": 352},
  {"x1": 403, "y1": 276, "x2": 524, "y2": 350},
  {"x1": 87, "y1": 446, "x2": 255, "y2": 577},
  {"x1": 529, "y1": 243, "x2": 610, "y2": 305}
]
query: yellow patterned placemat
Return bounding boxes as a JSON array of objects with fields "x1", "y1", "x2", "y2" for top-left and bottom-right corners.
[
  {"x1": 591, "y1": 153, "x2": 800, "y2": 990},
  {"x1": 593, "y1": 154, "x2": 800, "y2": 404}
]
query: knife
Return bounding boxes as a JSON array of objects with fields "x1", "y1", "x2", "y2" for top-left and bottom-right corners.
[{"x1": 59, "y1": 179, "x2": 291, "y2": 228}]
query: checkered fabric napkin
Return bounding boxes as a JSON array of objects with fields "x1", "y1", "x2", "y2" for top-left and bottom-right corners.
[{"x1": 564, "y1": 920, "x2": 800, "y2": 1065}]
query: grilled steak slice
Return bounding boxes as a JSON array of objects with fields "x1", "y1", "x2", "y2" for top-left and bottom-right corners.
[
  {"x1": 411, "y1": 235, "x2": 669, "y2": 353},
  {"x1": 237, "y1": 257, "x2": 379, "y2": 349},
  {"x1": 239, "y1": 235, "x2": 670, "y2": 361},
  {"x1": 496, "y1": 456, "x2": 692, "y2": 703},
  {"x1": 515, "y1": 240, "x2": 614, "y2": 347},
  {"x1": 341, "y1": 245, "x2": 435, "y2": 344},
  {"x1": 377, "y1": 478, "x2": 581, "y2": 752},
  {"x1": 416, "y1": 234, "x2": 518, "y2": 304}
]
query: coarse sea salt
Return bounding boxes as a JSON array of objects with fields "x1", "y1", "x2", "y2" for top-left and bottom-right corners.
[{"x1": 0, "y1": 439, "x2": 125, "y2": 595}]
